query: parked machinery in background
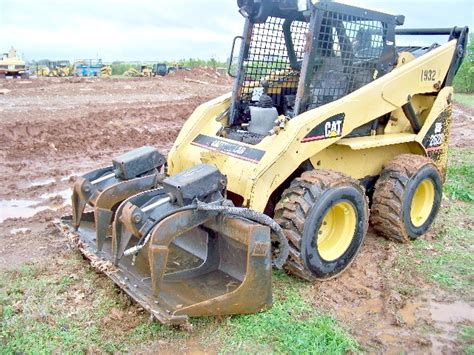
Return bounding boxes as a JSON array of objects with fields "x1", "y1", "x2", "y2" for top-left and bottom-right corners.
[
  {"x1": 0, "y1": 47, "x2": 29, "y2": 79},
  {"x1": 152, "y1": 63, "x2": 168, "y2": 76},
  {"x1": 73, "y1": 59, "x2": 108, "y2": 77},
  {"x1": 36, "y1": 60, "x2": 71, "y2": 77},
  {"x1": 101, "y1": 65, "x2": 112, "y2": 76},
  {"x1": 123, "y1": 65, "x2": 153, "y2": 77}
]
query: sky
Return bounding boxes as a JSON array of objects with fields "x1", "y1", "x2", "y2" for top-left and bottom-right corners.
[{"x1": 0, "y1": 0, "x2": 472, "y2": 62}]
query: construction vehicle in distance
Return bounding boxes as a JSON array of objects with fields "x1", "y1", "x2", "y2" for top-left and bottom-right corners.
[
  {"x1": 152, "y1": 63, "x2": 168, "y2": 76},
  {"x1": 100, "y1": 65, "x2": 112, "y2": 76},
  {"x1": 124, "y1": 65, "x2": 153, "y2": 77},
  {"x1": 61, "y1": 0, "x2": 468, "y2": 325},
  {"x1": 73, "y1": 59, "x2": 107, "y2": 77},
  {"x1": 0, "y1": 47, "x2": 29, "y2": 79},
  {"x1": 37, "y1": 60, "x2": 72, "y2": 77},
  {"x1": 150, "y1": 63, "x2": 191, "y2": 77}
]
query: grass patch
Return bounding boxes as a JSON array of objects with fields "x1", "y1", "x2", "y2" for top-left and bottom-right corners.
[
  {"x1": 393, "y1": 203, "x2": 474, "y2": 297},
  {"x1": 411, "y1": 204, "x2": 473, "y2": 293},
  {"x1": 445, "y1": 148, "x2": 474, "y2": 202},
  {"x1": 0, "y1": 253, "x2": 357, "y2": 353},
  {"x1": 458, "y1": 326, "x2": 474, "y2": 354},
  {"x1": 216, "y1": 272, "x2": 359, "y2": 354},
  {"x1": 0, "y1": 255, "x2": 183, "y2": 353},
  {"x1": 453, "y1": 93, "x2": 474, "y2": 108}
]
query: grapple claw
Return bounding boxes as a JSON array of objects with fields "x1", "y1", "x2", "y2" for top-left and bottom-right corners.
[
  {"x1": 70, "y1": 146, "x2": 166, "y2": 245},
  {"x1": 60, "y1": 164, "x2": 275, "y2": 325}
]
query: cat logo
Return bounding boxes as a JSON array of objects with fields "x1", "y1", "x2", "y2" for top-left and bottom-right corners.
[
  {"x1": 325, "y1": 120, "x2": 343, "y2": 138},
  {"x1": 302, "y1": 113, "x2": 345, "y2": 143}
]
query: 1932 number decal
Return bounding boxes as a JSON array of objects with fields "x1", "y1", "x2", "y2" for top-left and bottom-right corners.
[{"x1": 421, "y1": 69, "x2": 437, "y2": 81}]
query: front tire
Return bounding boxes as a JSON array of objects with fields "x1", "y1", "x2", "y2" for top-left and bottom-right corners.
[
  {"x1": 371, "y1": 154, "x2": 442, "y2": 242},
  {"x1": 274, "y1": 170, "x2": 369, "y2": 281}
]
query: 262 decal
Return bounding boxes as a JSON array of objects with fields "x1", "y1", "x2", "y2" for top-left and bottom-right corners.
[{"x1": 422, "y1": 112, "x2": 449, "y2": 153}]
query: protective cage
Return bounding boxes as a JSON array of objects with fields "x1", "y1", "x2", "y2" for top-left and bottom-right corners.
[
  {"x1": 231, "y1": 2, "x2": 400, "y2": 121},
  {"x1": 232, "y1": 16, "x2": 310, "y2": 122},
  {"x1": 295, "y1": 2, "x2": 399, "y2": 114}
]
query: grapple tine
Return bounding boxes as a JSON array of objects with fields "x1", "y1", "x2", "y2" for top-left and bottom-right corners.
[
  {"x1": 111, "y1": 188, "x2": 167, "y2": 264},
  {"x1": 72, "y1": 177, "x2": 88, "y2": 230},
  {"x1": 94, "y1": 208, "x2": 114, "y2": 251},
  {"x1": 69, "y1": 146, "x2": 166, "y2": 244}
]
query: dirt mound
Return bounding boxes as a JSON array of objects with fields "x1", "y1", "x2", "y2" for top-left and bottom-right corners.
[
  {"x1": 168, "y1": 67, "x2": 232, "y2": 84},
  {"x1": 450, "y1": 104, "x2": 474, "y2": 148}
]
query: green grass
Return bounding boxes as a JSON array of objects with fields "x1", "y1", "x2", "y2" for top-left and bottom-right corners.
[
  {"x1": 216, "y1": 272, "x2": 359, "y2": 354},
  {"x1": 0, "y1": 254, "x2": 357, "y2": 353},
  {"x1": 410, "y1": 204, "x2": 473, "y2": 293},
  {"x1": 458, "y1": 326, "x2": 474, "y2": 354},
  {"x1": 454, "y1": 93, "x2": 474, "y2": 108},
  {"x1": 445, "y1": 148, "x2": 474, "y2": 202},
  {"x1": 0, "y1": 255, "x2": 181, "y2": 353}
]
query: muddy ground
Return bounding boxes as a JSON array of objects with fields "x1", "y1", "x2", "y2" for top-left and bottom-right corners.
[{"x1": 0, "y1": 72, "x2": 472, "y2": 353}]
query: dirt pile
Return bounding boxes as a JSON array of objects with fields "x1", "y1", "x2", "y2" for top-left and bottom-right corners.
[{"x1": 168, "y1": 67, "x2": 233, "y2": 84}]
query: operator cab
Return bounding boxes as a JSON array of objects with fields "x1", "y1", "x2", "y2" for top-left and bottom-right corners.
[{"x1": 225, "y1": 0, "x2": 404, "y2": 144}]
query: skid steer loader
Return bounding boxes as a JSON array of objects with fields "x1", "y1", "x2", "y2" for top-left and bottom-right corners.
[{"x1": 60, "y1": 0, "x2": 469, "y2": 325}]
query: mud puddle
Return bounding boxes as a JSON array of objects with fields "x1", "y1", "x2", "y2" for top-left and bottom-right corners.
[
  {"x1": 28, "y1": 177, "x2": 56, "y2": 187},
  {"x1": 0, "y1": 188, "x2": 70, "y2": 223},
  {"x1": 0, "y1": 199, "x2": 49, "y2": 223}
]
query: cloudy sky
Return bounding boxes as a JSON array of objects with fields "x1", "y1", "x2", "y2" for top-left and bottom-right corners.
[{"x1": 1, "y1": 0, "x2": 472, "y2": 62}]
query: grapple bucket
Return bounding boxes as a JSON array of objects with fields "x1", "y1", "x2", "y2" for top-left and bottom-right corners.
[
  {"x1": 62, "y1": 163, "x2": 274, "y2": 325},
  {"x1": 60, "y1": 209, "x2": 272, "y2": 325}
]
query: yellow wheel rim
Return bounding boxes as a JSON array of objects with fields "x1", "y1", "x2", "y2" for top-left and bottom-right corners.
[
  {"x1": 410, "y1": 178, "x2": 435, "y2": 227},
  {"x1": 316, "y1": 201, "x2": 357, "y2": 261}
]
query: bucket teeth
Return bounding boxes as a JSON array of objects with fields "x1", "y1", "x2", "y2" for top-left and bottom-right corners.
[
  {"x1": 95, "y1": 208, "x2": 114, "y2": 251},
  {"x1": 72, "y1": 184, "x2": 87, "y2": 230}
]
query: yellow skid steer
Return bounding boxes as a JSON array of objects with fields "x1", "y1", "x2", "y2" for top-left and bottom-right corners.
[{"x1": 60, "y1": 0, "x2": 468, "y2": 325}]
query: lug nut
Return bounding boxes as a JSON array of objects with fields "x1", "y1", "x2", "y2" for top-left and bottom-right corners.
[
  {"x1": 133, "y1": 213, "x2": 143, "y2": 223},
  {"x1": 82, "y1": 184, "x2": 91, "y2": 193}
]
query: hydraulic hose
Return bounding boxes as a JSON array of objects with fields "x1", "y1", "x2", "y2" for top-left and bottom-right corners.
[
  {"x1": 195, "y1": 201, "x2": 289, "y2": 269},
  {"x1": 124, "y1": 200, "x2": 290, "y2": 269},
  {"x1": 123, "y1": 204, "x2": 198, "y2": 257}
]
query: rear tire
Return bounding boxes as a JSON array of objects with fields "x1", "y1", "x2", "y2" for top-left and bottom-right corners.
[
  {"x1": 274, "y1": 170, "x2": 369, "y2": 281},
  {"x1": 371, "y1": 154, "x2": 442, "y2": 242}
]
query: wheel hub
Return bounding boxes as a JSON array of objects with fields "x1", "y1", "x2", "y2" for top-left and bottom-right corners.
[
  {"x1": 410, "y1": 178, "x2": 435, "y2": 227},
  {"x1": 316, "y1": 201, "x2": 357, "y2": 261}
]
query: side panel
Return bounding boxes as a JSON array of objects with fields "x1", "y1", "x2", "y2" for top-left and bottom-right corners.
[
  {"x1": 309, "y1": 143, "x2": 422, "y2": 180},
  {"x1": 415, "y1": 86, "x2": 453, "y2": 180}
]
